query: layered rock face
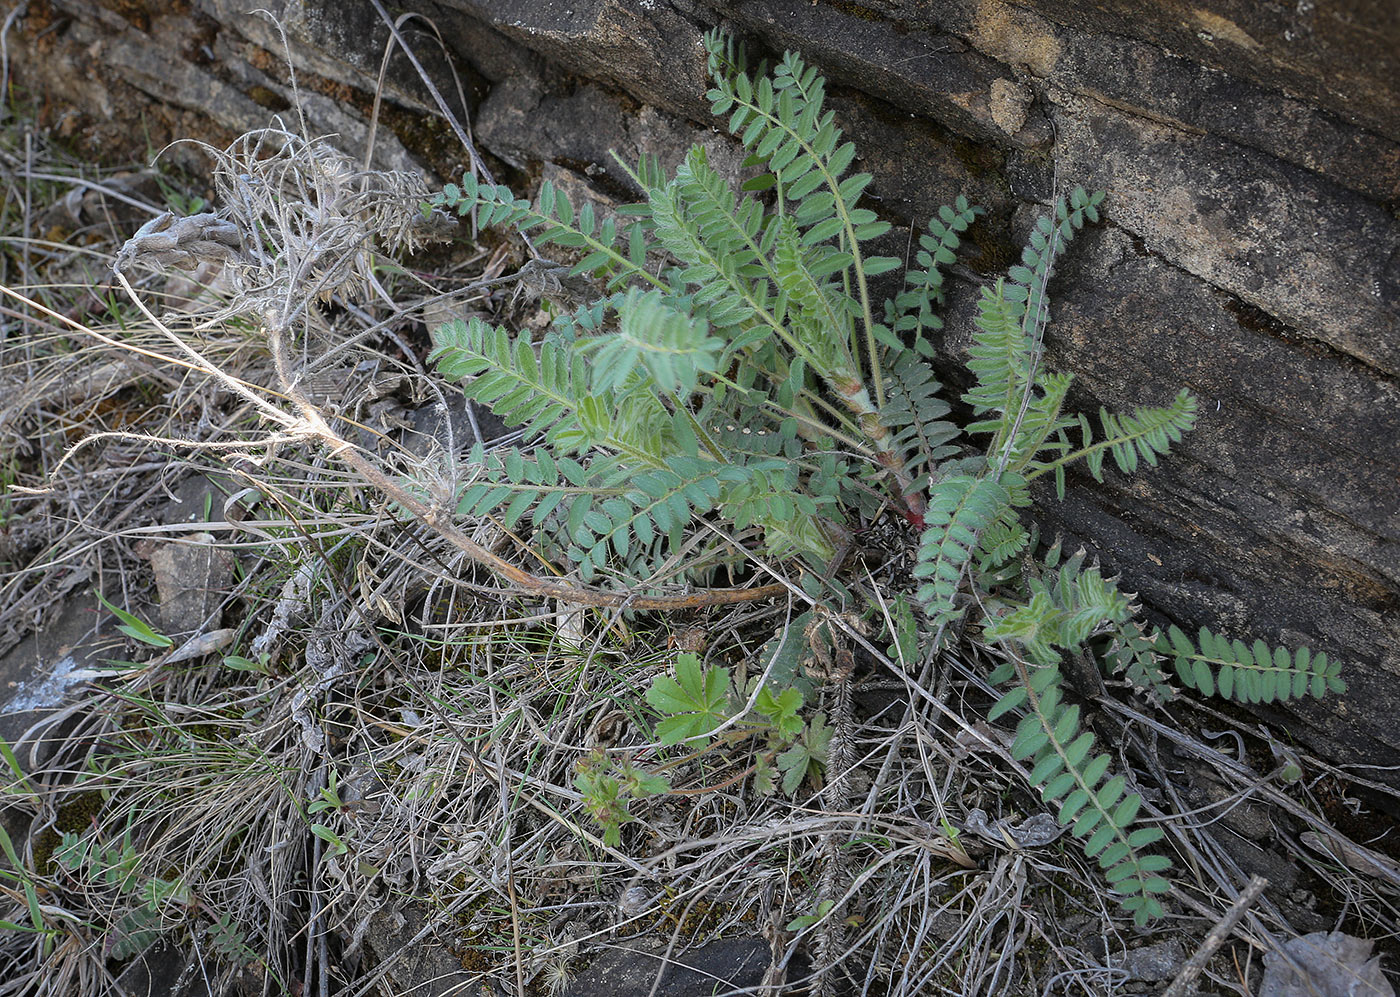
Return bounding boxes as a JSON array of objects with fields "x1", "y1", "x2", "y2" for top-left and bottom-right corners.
[{"x1": 13, "y1": 0, "x2": 1399, "y2": 771}]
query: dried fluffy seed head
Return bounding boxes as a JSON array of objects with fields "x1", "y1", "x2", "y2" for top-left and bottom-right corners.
[
  {"x1": 115, "y1": 123, "x2": 455, "y2": 323},
  {"x1": 114, "y1": 211, "x2": 245, "y2": 277}
]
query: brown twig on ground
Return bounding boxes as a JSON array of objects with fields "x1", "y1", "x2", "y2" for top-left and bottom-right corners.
[{"x1": 1160, "y1": 875, "x2": 1268, "y2": 997}]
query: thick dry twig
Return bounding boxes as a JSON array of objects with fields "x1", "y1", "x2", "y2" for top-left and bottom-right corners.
[{"x1": 1160, "y1": 875, "x2": 1268, "y2": 997}]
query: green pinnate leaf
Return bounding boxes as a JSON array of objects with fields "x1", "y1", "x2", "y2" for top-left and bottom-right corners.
[
  {"x1": 1029, "y1": 752, "x2": 1064, "y2": 786},
  {"x1": 988, "y1": 686, "x2": 1027, "y2": 721},
  {"x1": 1042, "y1": 771, "x2": 1078, "y2": 801}
]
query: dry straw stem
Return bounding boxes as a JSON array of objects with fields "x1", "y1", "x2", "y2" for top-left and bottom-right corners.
[
  {"x1": 1161, "y1": 875, "x2": 1268, "y2": 997},
  {"x1": 278, "y1": 357, "x2": 786, "y2": 611}
]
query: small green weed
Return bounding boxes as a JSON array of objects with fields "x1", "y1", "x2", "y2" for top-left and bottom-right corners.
[
  {"x1": 646, "y1": 652, "x2": 730, "y2": 745},
  {"x1": 576, "y1": 649, "x2": 836, "y2": 843}
]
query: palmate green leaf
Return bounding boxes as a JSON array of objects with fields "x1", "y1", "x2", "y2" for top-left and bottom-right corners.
[
  {"x1": 648, "y1": 653, "x2": 730, "y2": 746},
  {"x1": 754, "y1": 685, "x2": 805, "y2": 741},
  {"x1": 776, "y1": 712, "x2": 831, "y2": 795}
]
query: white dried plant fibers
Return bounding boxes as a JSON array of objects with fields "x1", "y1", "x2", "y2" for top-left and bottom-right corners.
[{"x1": 115, "y1": 123, "x2": 453, "y2": 325}]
